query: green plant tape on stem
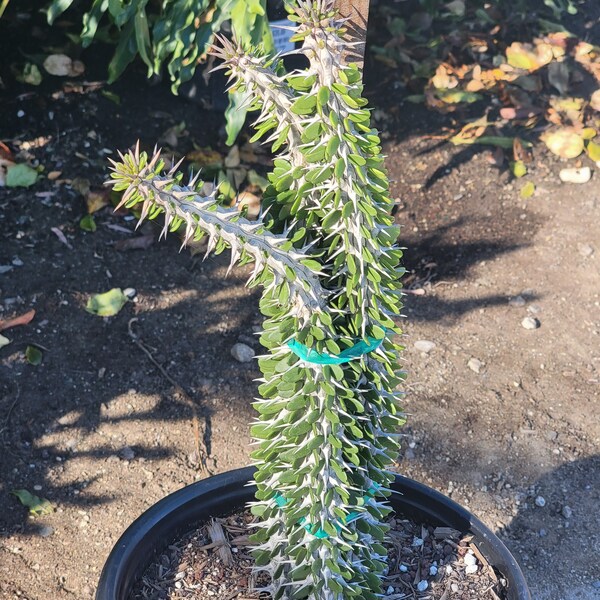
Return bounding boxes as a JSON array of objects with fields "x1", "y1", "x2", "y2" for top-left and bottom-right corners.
[
  {"x1": 287, "y1": 336, "x2": 384, "y2": 364},
  {"x1": 273, "y1": 485, "x2": 381, "y2": 539}
]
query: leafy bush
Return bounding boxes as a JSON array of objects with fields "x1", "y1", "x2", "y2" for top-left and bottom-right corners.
[{"x1": 46, "y1": 0, "x2": 275, "y2": 141}]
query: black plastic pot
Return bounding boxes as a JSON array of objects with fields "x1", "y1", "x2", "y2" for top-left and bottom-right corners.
[{"x1": 96, "y1": 466, "x2": 530, "y2": 600}]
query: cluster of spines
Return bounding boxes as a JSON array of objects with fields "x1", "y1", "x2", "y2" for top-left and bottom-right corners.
[{"x1": 107, "y1": 144, "x2": 326, "y2": 323}]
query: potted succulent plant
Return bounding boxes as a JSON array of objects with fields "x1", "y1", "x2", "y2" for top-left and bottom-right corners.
[{"x1": 98, "y1": 1, "x2": 530, "y2": 598}]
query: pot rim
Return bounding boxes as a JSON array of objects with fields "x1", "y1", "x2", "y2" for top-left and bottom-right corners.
[{"x1": 96, "y1": 466, "x2": 530, "y2": 600}]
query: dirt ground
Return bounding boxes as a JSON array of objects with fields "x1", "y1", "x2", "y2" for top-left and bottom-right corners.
[{"x1": 1, "y1": 5, "x2": 599, "y2": 600}]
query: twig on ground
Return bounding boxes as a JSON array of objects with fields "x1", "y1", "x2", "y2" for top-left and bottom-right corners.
[
  {"x1": 127, "y1": 317, "x2": 213, "y2": 474},
  {"x1": 1, "y1": 381, "x2": 21, "y2": 436}
]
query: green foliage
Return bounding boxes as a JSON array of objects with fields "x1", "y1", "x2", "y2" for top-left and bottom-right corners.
[
  {"x1": 46, "y1": 0, "x2": 273, "y2": 141},
  {"x1": 108, "y1": 1, "x2": 405, "y2": 598},
  {"x1": 46, "y1": 0, "x2": 272, "y2": 88}
]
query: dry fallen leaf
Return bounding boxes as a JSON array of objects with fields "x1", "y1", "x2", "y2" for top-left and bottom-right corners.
[
  {"x1": 86, "y1": 189, "x2": 111, "y2": 213},
  {"x1": 11, "y1": 489, "x2": 54, "y2": 516},
  {"x1": 115, "y1": 235, "x2": 155, "y2": 251},
  {"x1": 587, "y1": 140, "x2": 600, "y2": 162},
  {"x1": 0, "y1": 309, "x2": 36, "y2": 333},
  {"x1": 47, "y1": 171, "x2": 62, "y2": 180},
  {"x1": 43, "y1": 54, "x2": 72, "y2": 76},
  {"x1": 43, "y1": 54, "x2": 85, "y2": 77},
  {"x1": 542, "y1": 128, "x2": 584, "y2": 159},
  {"x1": 520, "y1": 181, "x2": 535, "y2": 198},
  {"x1": 547, "y1": 61, "x2": 570, "y2": 95},
  {"x1": 506, "y1": 41, "x2": 553, "y2": 72},
  {"x1": 591, "y1": 89, "x2": 600, "y2": 112},
  {"x1": 186, "y1": 147, "x2": 223, "y2": 169},
  {"x1": 51, "y1": 227, "x2": 73, "y2": 249},
  {"x1": 86, "y1": 288, "x2": 128, "y2": 317}
]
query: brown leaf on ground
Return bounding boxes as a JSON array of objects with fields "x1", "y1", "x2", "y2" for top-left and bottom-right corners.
[
  {"x1": 115, "y1": 235, "x2": 155, "y2": 251},
  {"x1": 51, "y1": 226, "x2": 73, "y2": 249},
  {"x1": 513, "y1": 137, "x2": 533, "y2": 164},
  {"x1": 0, "y1": 309, "x2": 36, "y2": 333},
  {"x1": 0, "y1": 141, "x2": 13, "y2": 161},
  {"x1": 186, "y1": 147, "x2": 223, "y2": 169},
  {"x1": 86, "y1": 189, "x2": 111, "y2": 213},
  {"x1": 71, "y1": 177, "x2": 91, "y2": 196}
]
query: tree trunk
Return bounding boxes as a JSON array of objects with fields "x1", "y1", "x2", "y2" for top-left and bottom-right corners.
[{"x1": 333, "y1": 0, "x2": 370, "y2": 69}]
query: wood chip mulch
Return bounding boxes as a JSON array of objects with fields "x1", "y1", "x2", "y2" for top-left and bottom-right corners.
[{"x1": 130, "y1": 511, "x2": 508, "y2": 599}]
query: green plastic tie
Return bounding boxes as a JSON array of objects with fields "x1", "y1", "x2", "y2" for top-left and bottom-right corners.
[
  {"x1": 287, "y1": 336, "x2": 384, "y2": 364},
  {"x1": 273, "y1": 485, "x2": 381, "y2": 539}
]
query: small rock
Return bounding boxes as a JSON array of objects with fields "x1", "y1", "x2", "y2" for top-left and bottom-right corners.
[
  {"x1": 539, "y1": 529, "x2": 547, "y2": 537},
  {"x1": 404, "y1": 447, "x2": 415, "y2": 460},
  {"x1": 465, "y1": 564, "x2": 479, "y2": 575},
  {"x1": 451, "y1": 583, "x2": 459, "y2": 593},
  {"x1": 577, "y1": 243, "x2": 594, "y2": 257},
  {"x1": 231, "y1": 343, "x2": 255, "y2": 363},
  {"x1": 592, "y1": 581, "x2": 600, "y2": 589},
  {"x1": 509, "y1": 295, "x2": 526, "y2": 307},
  {"x1": 467, "y1": 358, "x2": 483, "y2": 373},
  {"x1": 123, "y1": 287, "x2": 137, "y2": 299},
  {"x1": 527, "y1": 304, "x2": 541, "y2": 314},
  {"x1": 535, "y1": 495, "x2": 546, "y2": 508},
  {"x1": 386, "y1": 585, "x2": 394, "y2": 595},
  {"x1": 39, "y1": 525, "x2": 53, "y2": 537},
  {"x1": 429, "y1": 565, "x2": 438, "y2": 576},
  {"x1": 12, "y1": 257, "x2": 24, "y2": 267},
  {"x1": 33, "y1": 485, "x2": 42, "y2": 491},
  {"x1": 0, "y1": 265, "x2": 13, "y2": 274},
  {"x1": 119, "y1": 446, "x2": 135, "y2": 461},
  {"x1": 522, "y1": 316, "x2": 540, "y2": 330},
  {"x1": 464, "y1": 552, "x2": 477, "y2": 566},
  {"x1": 416, "y1": 580, "x2": 428, "y2": 592},
  {"x1": 414, "y1": 340, "x2": 436, "y2": 353},
  {"x1": 412, "y1": 537, "x2": 424, "y2": 547},
  {"x1": 561, "y1": 505, "x2": 573, "y2": 519},
  {"x1": 559, "y1": 166, "x2": 591, "y2": 184},
  {"x1": 399, "y1": 564, "x2": 408, "y2": 573}
]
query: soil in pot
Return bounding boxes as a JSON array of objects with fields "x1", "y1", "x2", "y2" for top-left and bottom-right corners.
[{"x1": 130, "y1": 510, "x2": 508, "y2": 600}]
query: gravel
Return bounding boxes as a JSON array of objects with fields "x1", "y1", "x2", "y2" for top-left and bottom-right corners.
[
  {"x1": 577, "y1": 243, "x2": 594, "y2": 257},
  {"x1": 230, "y1": 343, "x2": 255, "y2": 363},
  {"x1": 467, "y1": 358, "x2": 483, "y2": 373},
  {"x1": 535, "y1": 496, "x2": 546, "y2": 508},
  {"x1": 508, "y1": 295, "x2": 526, "y2": 307},
  {"x1": 522, "y1": 316, "x2": 540, "y2": 330},
  {"x1": 414, "y1": 340, "x2": 436, "y2": 353}
]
